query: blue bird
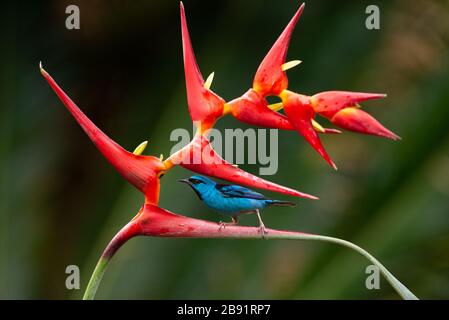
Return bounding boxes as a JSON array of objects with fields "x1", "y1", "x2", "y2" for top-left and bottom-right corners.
[{"x1": 179, "y1": 175, "x2": 296, "y2": 237}]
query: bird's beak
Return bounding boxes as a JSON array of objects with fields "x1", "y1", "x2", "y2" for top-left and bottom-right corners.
[{"x1": 178, "y1": 178, "x2": 191, "y2": 186}]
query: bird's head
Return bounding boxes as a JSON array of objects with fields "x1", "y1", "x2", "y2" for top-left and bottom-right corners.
[{"x1": 178, "y1": 175, "x2": 216, "y2": 197}]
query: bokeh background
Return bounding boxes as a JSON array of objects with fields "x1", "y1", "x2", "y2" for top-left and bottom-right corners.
[{"x1": 1, "y1": 0, "x2": 449, "y2": 299}]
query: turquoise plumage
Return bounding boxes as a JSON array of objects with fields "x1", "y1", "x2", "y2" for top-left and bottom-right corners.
[{"x1": 179, "y1": 175, "x2": 296, "y2": 236}]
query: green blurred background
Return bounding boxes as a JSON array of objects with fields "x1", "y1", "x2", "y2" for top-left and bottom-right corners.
[{"x1": 1, "y1": 0, "x2": 449, "y2": 299}]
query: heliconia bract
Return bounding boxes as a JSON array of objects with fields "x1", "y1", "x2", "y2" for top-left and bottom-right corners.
[
  {"x1": 180, "y1": 2, "x2": 225, "y2": 132},
  {"x1": 253, "y1": 3, "x2": 305, "y2": 96},
  {"x1": 40, "y1": 64, "x2": 166, "y2": 204}
]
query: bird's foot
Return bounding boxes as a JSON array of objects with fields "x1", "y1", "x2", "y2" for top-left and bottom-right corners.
[
  {"x1": 258, "y1": 224, "x2": 268, "y2": 239},
  {"x1": 219, "y1": 217, "x2": 238, "y2": 232},
  {"x1": 218, "y1": 221, "x2": 233, "y2": 231}
]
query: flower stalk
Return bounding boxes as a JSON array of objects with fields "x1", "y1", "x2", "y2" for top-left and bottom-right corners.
[
  {"x1": 83, "y1": 218, "x2": 140, "y2": 300},
  {"x1": 82, "y1": 205, "x2": 418, "y2": 300}
]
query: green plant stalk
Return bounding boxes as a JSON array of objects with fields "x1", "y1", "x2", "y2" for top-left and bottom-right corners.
[
  {"x1": 83, "y1": 224, "x2": 418, "y2": 300},
  {"x1": 83, "y1": 220, "x2": 137, "y2": 300},
  {"x1": 272, "y1": 233, "x2": 418, "y2": 300},
  {"x1": 83, "y1": 256, "x2": 109, "y2": 300}
]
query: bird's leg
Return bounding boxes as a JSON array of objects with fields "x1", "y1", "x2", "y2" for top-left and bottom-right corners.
[
  {"x1": 255, "y1": 210, "x2": 268, "y2": 239},
  {"x1": 218, "y1": 216, "x2": 238, "y2": 231}
]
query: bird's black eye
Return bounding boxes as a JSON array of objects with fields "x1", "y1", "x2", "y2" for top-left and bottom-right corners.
[{"x1": 189, "y1": 178, "x2": 203, "y2": 185}]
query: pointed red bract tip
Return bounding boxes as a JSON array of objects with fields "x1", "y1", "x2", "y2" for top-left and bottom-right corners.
[
  {"x1": 180, "y1": 3, "x2": 225, "y2": 130},
  {"x1": 311, "y1": 91, "x2": 387, "y2": 119},
  {"x1": 41, "y1": 66, "x2": 166, "y2": 203},
  {"x1": 253, "y1": 3, "x2": 305, "y2": 96},
  {"x1": 227, "y1": 89, "x2": 294, "y2": 129},
  {"x1": 331, "y1": 108, "x2": 401, "y2": 140},
  {"x1": 281, "y1": 91, "x2": 337, "y2": 170},
  {"x1": 169, "y1": 134, "x2": 318, "y2": 200}
]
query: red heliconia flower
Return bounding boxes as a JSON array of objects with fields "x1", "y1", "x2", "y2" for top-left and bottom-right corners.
[
  {"x1": 166, "y1": 132, "x2": 318, "y2": 200},
  {"x1": 40, "y1": 64, "x2": 167, "y2": 204},
  {"x1": 253, "y1": 3, "x2": 305, "y2": 96},
  {"x1": 310, "y1": 91, "x2": 401, "y2": 140},
  {"x1": 226, "y1": 89, "x2": 293, "y2": 129},
  {"x1": 43, "y1": 2, "x2": 417, "y2": 301},
  {"x1": 40, "y1": 63, "x2": 317, "y2": 202},
  {"x1": 280, "y1": 90, "x2": 400, "y2": 168},
  {"x1": 180, "y1": 2, "x2": 225, "y2": 132},
  {"x1": 281, "y1": 90, "x2": 338, "y2": 169},
  {"x1": 226, "y1": 88, "x2": 340, "y2": 134}
]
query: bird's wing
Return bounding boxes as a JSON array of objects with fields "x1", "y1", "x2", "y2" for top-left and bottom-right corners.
[{"x1": 215, "y1": 184, "x2": 267, "y2": 200}]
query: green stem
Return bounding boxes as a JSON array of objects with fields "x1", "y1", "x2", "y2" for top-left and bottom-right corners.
[
  {"x1": 83, "y1": 221, "x2": 137, "y2": 300},
  {"x1": 269, "y1": 233, "x2": 418, "y2": 300},
  {"x1": 83, "y1": 256, "x2": 110, "y2": 300}
]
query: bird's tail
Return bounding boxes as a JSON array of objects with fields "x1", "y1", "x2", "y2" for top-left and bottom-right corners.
[{"x1": 267, "y1": 200, "x2": 297, "y2": 207}]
